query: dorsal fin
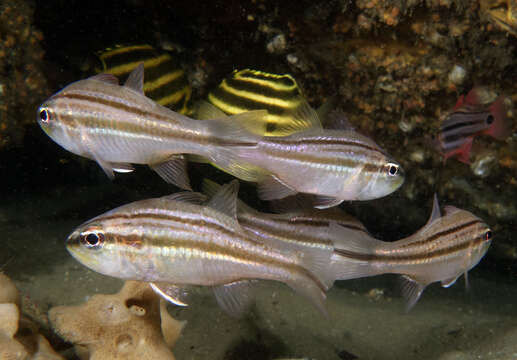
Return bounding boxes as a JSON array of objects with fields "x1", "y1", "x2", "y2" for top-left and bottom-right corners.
[
  {"x1": 202, "y1": 178, "x2": 259, "y2": 216},
  {"x1": 206, "y1": 180, "x2": 239, "y2": 219},
  {"x1": 89, "y1": 73, "x2": 119, "y2": 85},
  {"x1": 443, "y1": 205, "x2": 461, "y2": 216},
  {"x1": 324, "y1": 109, "x2": 355, "y2": 131},
  {"x1": 161, "y1": 192, "x2": 207, "y2": 204},
  {"x1": 424, "y1": 194, "x2": 441, "y2": 228},
  {"x1": 124, "y1": 63, "x2": 145, "y2": 94}
]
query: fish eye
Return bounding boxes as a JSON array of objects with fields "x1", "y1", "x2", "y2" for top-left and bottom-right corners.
[
  {"x1": 486, "y1": 115, "x2": 494, "y2": 125},
  {"x1": 80, "y1": 231, "x2": 105, "y2": 249},
  {"x1": 485, "y1": 230, "x2": 492, "y2": 241},
  {"x1": 386, "y1": 163, "x2": 399, "y2": 176},
  {"x1": 39, "y1": 107, "x2": 50, "y2": 123}
]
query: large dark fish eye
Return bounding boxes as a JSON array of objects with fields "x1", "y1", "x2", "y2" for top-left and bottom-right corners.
[
  {"x1": 486, "y1": 115, "x2": 494, "y2": 125},
  {"x1": 485, "y1": 230, "x2": 492, "y2": 241},
  {"x1": 386, "y1": 163, "x2": 399, "y2": 176},
  {"x1": 80, "y1": 231, "x2": 105, "y2": 249},
  {"x1": 39, "y1": 107, "x2": 50, "y2": 123}
]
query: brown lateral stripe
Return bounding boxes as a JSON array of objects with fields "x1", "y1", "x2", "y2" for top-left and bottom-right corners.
[
  {"x1": 263, "y1": 148, "x2": 382, "y2": 171},
  {"x1": 267, "y1": 137, "x2": 383, "y2": 153},
  {"x1": 54, "y1": 92, "x2": 175, "y2": 123},
  {"x1": 53, "y1": 92, "x2": 256, "y2": 147},
  {"x1": 334, "y1": 231, "x2": 486, "y2": 262},
  {"x1": 399, "y1": 220, "x2": 482, "y2": 249}
]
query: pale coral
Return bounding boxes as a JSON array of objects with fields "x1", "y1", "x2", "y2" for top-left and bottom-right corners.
[
  {"x1": 49, "y1": 281, "x2": 185, "y2": 360},
  {"x1": 0, "y1": 302, "x2": 29, "y2": 359},
  {"x1": 0, "y1": 273, "x2": 63, "y2": 360},
  {"x1": 0, "y1": 272, "x2": 21, "y2": 306}
]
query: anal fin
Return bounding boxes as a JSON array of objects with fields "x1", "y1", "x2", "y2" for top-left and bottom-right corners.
[
  {"x1": 399, "y1": 275, "x2": 426, "y2": 312},
  {"x1": 258, "y1": 175, "x2": 298, "y2": 200},
  {"x1": 213, "y1": 280, "x2": 254, "y2": 318},
  {"x1": 286, "y1": 276, "x2": 328, "y2": 317},
  {"x1": 150, "y1": 155, "x2": 192, "y2": 190}
]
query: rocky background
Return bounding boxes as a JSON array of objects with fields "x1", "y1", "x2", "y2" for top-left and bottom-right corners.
[{"x1": 1, "y1": 0, "x2": 516, "y2": 270}]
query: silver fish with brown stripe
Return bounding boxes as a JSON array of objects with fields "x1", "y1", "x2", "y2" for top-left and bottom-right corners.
[
  {"x1": 37, "y1": 64, "x2": 267, "y2": 190},
  {"x1": 330, "y1": 195, "x2": 492, "y2": 310},
  {"x1": 65, "y1": 181, "x2": 334, "y2": 317},
  {"x1": 224, "y1": 126, "x2": 405, "y2": 208}
]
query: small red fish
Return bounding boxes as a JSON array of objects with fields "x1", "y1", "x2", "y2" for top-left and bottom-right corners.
[{"x1": 436, "y1": 87, "x2": 511, "y2": 164}]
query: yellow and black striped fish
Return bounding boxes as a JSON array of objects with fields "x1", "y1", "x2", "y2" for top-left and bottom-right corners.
[
  {"x1": 93, "y1": 44, "x2": 192, "y2": 114},
  {"x1": 204, "y1": 69, "x2": 316, "y2": 136}
]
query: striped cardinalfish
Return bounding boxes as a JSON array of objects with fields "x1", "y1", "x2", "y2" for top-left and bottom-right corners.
[
  {"x1": 37, "y1": 64, "x2": 267, "y2": 190},
  {"x1": 330, "y1": 195, "x2": 493, "y2": 310},
  {"x1": 198, "y1": 69, "x2": 320, "y2": 136},
  {"x1": 197, "y1": 103, "x2": 404, "y2": 208},
  {"x1": 435, "y1": 87, "x2": 511, "y2": 164},
  {"x1": 92, "y1": 44, "x2": 192, "y2": 114},
  {"x1": 65, "y1": 181, "x2": 334, "y2": 317},
  {"x1": 225, "y1": 125, "x2": 405, "y2": 208}
]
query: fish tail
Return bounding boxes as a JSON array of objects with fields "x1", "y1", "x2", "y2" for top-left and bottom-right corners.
[
  {"x1": 202, "y1": 109, "x2": 269, "y2": 140},
  {"x1": 328, "y1": 223, "x2": 385, "y2": 280},
  {"x1": 201, "y1": 111, "x2": 270, "y2": 182},
  {"x1": 485, "y1": 96, "x2": 512, "y2": 140}
]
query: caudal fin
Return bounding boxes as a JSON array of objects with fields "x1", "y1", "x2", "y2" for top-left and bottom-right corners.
[
  {"x1": 328, "y1": 222, "x2": 384, "y2": 280},
  {"x1": 202, "y1": 113, "x2": 269, "y2": 182}
]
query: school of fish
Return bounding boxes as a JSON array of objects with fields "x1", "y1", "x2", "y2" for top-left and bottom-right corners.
[{"x1": 37, "y1": 57, "x2": 495, "y2": 318}]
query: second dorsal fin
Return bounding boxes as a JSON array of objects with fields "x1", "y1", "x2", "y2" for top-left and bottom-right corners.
[{"x1": 124, "y1": 63, "x2": 145, "y2": 94}]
